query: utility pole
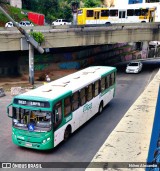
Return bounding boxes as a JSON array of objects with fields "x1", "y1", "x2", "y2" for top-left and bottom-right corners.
[{"x1": 0, "y1": 5, "x2": 44, "y2": 85}]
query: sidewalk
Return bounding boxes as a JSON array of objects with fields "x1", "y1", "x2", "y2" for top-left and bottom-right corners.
[{"x1": 86, "y1": 70, "x2": 160, "y2": 171}]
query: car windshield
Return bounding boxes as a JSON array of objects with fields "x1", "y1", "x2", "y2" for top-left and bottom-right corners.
[
  {"x1": 128, "y1": 63, "x2": 139, "y2": 66},
  {"x1": 12, "y1": 107, "x2": 52, "y2": 132},
  {"x1": 63, "y1": 19, "x2": 69, "y2": 22},
  {"x1": 26, "y1": 22, "x2": 31, "y2": 25}
]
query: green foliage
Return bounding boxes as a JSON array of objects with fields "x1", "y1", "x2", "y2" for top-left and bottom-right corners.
[
  {"x1": 0, "y1": 4, "x2": 26, "y2": 26},
  {"x1": 30, "y1": 31, "x2": 45, "y2": 44},
  {"x1": 84, "y1": 0, "x2": 101, "y2": 7},
  {"x1": 0, "y1": 0, "x2": 103, "y2": 26},
  {"x1": 8, "y1": 5, "x2": 27, "y2": 21}
]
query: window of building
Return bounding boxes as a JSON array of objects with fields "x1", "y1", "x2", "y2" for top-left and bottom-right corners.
[
  {"x1": 64, "y1": 97, "x2": 71, "y2": 116},
  {"x1": 72, "y1": 92, "x2": 79, "y2": 111}
]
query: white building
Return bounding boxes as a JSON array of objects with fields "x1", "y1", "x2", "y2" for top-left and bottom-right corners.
[{"x1": 10, "y1": 0, "x2": 22, "y2": 9}]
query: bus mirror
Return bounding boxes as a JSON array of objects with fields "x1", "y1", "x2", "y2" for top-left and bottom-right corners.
[{"x1": 7, "y1": 103, "x2": 13, "y2": 118}]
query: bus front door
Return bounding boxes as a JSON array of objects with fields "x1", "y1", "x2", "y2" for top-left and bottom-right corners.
[
  {"x1": 149, "y1": 9, "x2": 155, "y2": 22},
  {"x1": 119, "y1": 10, "x2": 126, "y2": 23},
  {"x1": 94, "y1": 11, "x2": 100, "y2": 24}
]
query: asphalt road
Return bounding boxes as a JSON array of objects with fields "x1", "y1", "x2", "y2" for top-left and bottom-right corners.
[{"x1": 0, "y1": 62, "x2": 159, "y2": 171}]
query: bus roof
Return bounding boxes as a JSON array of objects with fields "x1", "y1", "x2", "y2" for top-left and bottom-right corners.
[
  {"x1": 15, "y1": 66, "x2": 116, "y2": 101},
  {"x1": 79, "y1": 3, "x2": 158, "y2": 11},
  {"x1": 109, "y1": 2, "x2": 158, "y2": 10}
]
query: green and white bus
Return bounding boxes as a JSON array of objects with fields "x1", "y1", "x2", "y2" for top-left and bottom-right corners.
[{"x1": 7, "y1": 66, "x2": 116, "y2": 150}]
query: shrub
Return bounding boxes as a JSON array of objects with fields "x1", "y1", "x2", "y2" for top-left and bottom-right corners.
[{"x1": 30, "y1": 31, "x2": 44, "y2": 44}]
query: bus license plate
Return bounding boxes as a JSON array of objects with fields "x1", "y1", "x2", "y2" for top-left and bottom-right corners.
[{"x1": 25, "y1": 142, "x2": 32, "y2": 147}]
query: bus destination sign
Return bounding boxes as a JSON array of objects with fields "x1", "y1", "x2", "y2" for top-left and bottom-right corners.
[{"x1": 14, "y1": 99, "x2": 50, "y2": 108}]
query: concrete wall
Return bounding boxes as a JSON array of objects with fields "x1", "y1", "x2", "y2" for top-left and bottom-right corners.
[{"x1": 0, "y1": 23, "x2": 160, "y2": 52}]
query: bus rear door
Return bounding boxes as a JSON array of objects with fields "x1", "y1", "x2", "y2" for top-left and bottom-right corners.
[{"x1": 119, "y1": 10, "x2": 127, "y2": 23}]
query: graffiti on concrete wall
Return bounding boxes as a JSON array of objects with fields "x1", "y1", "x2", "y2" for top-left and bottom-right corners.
[{"x1": 34, "y1": 64, "x2": 49, "y2": 71}]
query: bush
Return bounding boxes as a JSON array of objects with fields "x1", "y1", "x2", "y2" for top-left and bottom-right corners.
[{"x1": 30, "y1": 31, "x2": 44, "y2": 44}]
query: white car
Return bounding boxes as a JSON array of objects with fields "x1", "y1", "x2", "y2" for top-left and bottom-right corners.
[
  {"x1": 19, "y1": 21, "x2": 34, "y2": 27},
  {"x1": 126, "y1": 61, "x2": 143, "y2": 74},
  {"x1": 52, "y1": 19, "x2": 72, "y2": 25},
  {"x1": 5, "y1": 21, "x2": 14, "y2": 27}
]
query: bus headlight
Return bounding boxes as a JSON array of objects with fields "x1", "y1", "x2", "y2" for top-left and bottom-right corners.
[
  {"x1": 42, "y1": 137, "x2": 51, "y2": 144},
  {"x1": 47, "y1": 137, "x2": 50, "y2": 141},
  {"x1": 43, "y1": 140, "x2": 46, "y2": 143},
  {"x1": 12, "y1": 132, "x2": 16, "y2": 138}
]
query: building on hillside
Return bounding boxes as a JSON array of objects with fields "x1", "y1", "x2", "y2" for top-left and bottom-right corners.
[{"x1": 10, "y1": 0, "x2": 22, "y2": 9}]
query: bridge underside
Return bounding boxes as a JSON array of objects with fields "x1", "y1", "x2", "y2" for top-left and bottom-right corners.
[{"x1": 0, "y1": 42, "x2": 159, "y2": 79}]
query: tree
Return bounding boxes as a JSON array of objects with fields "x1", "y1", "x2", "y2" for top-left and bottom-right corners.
[
  {"x1": 84, "y1": 0, "x2": 101, "y2": 7},
  {"x1": 37, "y1": 0, "x2": 59, "y2": 22}
]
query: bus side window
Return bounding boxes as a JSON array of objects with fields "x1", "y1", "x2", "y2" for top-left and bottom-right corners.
[
  {"x1": 142, "y1": 9, "x2": 148, "y2": 16},
  {"x1": 101, "y1": 10, "x2": 109, "y2": 17},
  {"x1": 87, "y1": 10, "x2": 93, "y2": 17},
  {"x1": 127, "y1": 9, "x2": 134, "y2": 16},
  {"x1": 54, "y1": 101, "x2": 62, "y2": 128},
  {"x1": 80, "y1": 88, "x2": 86, "y2": 106},
  {"x1": 111, "y1": 72, "x2": 115, "y2": 85},
  {"x1": 109, "y1": 73, "x2": 115, "y2": 86},
  {"x1": 101, "y1": 77, "x2": 105, "y2": 92},
  {"x1": 110, "y1": 10, "x2": 118, "y2": 16},
  {"x1": 87, "y1": 84, "x2": 93, "y2": 101},
  {"x1": 72, "y1": 92, "x2": 79, "y2": 112},
  {"x1": 64, "y1": 96, "x2": 71, "y2": 117},
  {"x1": 135, "y1": 9, "x2": 141, "y2": 16},
  {"x1": 94, "y1": 80, "x2": 99, "y2": 97},
  {"x1": 106, "y1": 76, "x2": 110, "y2": 89}
]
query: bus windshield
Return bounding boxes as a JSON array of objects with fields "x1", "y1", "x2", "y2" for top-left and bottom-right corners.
[{"x1": 12, "y1": 107, "x2": 52, "y2": 132}]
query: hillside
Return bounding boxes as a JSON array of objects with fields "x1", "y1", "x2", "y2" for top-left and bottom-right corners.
[{"x1": 0, "y1": 4, "x2": 27, "y2": 27}]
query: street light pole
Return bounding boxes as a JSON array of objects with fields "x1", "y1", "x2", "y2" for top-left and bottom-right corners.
[{"x1": 29, "y1": 44, "x2": 34, "y2": 85}]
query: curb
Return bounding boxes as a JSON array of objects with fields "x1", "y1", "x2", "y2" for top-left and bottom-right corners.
[{"x1": 85, "y1": 70, "x2": 160, "y2": 171}]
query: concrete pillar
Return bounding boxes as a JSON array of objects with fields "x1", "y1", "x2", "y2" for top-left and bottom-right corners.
[
  {"x1": 141, "y1": 41, "x2": 149, "y2": 59},
  {"x1": 73, "y1": 13, "x2": 77, "y2": 25}
]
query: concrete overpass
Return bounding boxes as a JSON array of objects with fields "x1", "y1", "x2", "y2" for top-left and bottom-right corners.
[{"x1": 0, "y1": 23, "x2": 160, "y2": 52}]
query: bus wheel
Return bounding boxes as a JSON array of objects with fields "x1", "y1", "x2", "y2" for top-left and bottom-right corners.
[
  {"x1": 98, "y1": 102, "x2": 103, "y2": 114},
  {"x1": 64, "y1": 126, "x2": 71, "y2": 141},
  {"x1": 105, "y1": 22, "x2": 111, "y2": 26}
]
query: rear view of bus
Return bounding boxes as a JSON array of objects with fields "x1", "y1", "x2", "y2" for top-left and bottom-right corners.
[{"x1": 7, "y1": 66, "x2": 116, "y2": 150}]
